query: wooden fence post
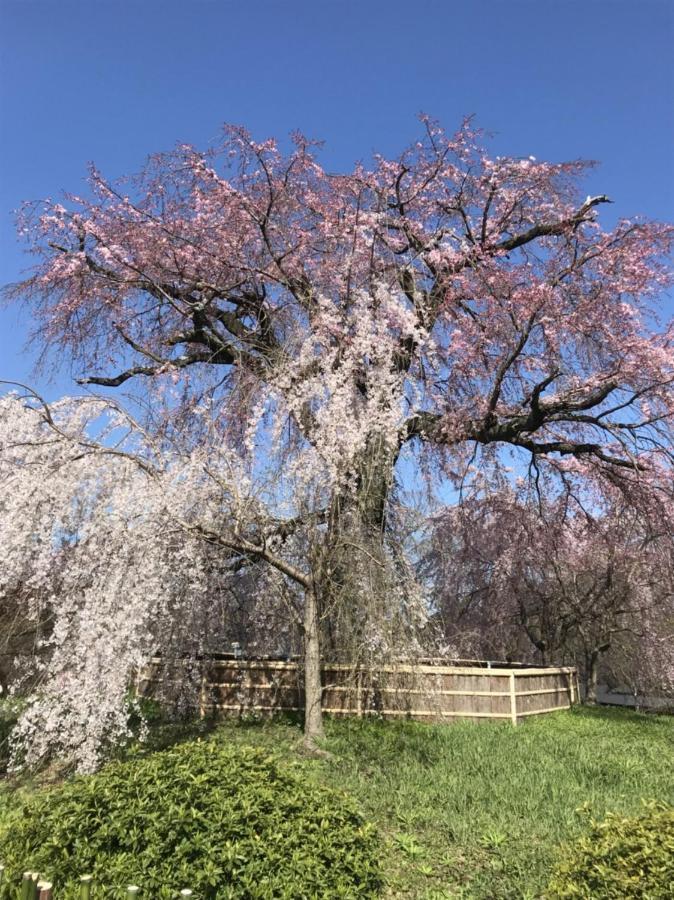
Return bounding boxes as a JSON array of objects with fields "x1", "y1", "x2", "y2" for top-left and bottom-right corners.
[
  {"x1": 509, "y1": 672, "x2": 517, "y2": 725},
  {"x1": 37, "y1": 881, "x2": 53, "y2": 900},
  {"x1": 199, "y1": 667, "x2": 207, "y2": 720}
]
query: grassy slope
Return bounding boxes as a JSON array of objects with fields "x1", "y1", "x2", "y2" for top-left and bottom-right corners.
[
  {"x1": 2, "y1": 707, "x2": 673, "y2": 898},
  {"x1": 321, "y1": 708, "x2": 674, "y2": 898}
]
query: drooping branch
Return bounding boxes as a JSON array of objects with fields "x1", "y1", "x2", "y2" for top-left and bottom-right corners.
[{"x1": 188, "y1": 522, "x2": 313, "y2": 590}]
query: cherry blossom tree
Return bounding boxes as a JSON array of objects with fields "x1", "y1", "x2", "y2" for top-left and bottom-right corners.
[{"x1": 4, "y1": 117, "x2": 674, "y2": 755}]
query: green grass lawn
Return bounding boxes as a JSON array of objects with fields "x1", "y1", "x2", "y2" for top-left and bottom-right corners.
[{"x1": 2, "y1": 706, "x2": 673, "y2": 898}]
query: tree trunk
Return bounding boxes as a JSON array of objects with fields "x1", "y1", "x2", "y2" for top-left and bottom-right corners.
[
  {"x1": 313, "y1": 511, "x2": 373, "y2": 719},
  {"x1": 302, "y1": 585, "x2": 324, "y2": 751},
  {"x1": 323, "y1": 442, "x2": 393, "y2": 660},
  {"x1": 302, "y1": 433, "x2": 400, "y2": 748},
  {"x1": 585, "y1": 650, "x2": 600, "y2": 705}
]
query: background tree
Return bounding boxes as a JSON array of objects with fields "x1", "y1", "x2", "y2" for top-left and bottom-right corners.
[
  {"x1": 4, "y1": 118, "x2": 674, "y2": 755},
  {"x1": 423, "y1": 491, "x2": 674, "y2": 701}
]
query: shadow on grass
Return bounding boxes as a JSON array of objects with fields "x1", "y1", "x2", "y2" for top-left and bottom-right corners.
[
  {"x1": 128, "y1": 709, "x2": 306, "y2": 757},
  {"x1": 567, "y1": 703, "x2": 673, "y2": 727}
]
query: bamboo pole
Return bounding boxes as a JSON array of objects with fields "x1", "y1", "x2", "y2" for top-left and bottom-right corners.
[
  {"x1": 200, "y1": 703, "x2": 303, "y2": 712},
  {"x1": 20, "y1": 872, "x2": 32, "y2": 900},
  {"x1": 517, "y1": 704, "x2": 571, "y2": 717},
  {"x1": 146, "y1": 655, "x2": 577, "y2": 675},
  {"x1": 325, "y1": 685, "x2": 505, "y2": 697},
  {"x1": 514, "y1": 687, "x2": 573, "y2": 697},
  {"x1": 198, "y1": 668, "x2": 207, "y2": 720},
  {"x1": 323, "y1": 708, "x2": 514, "y2": 718},
  {"x1": 206, "y1": 683, "x2": 573, "y2": 699},
  {"x1": 126, "y1": 885, "x2": 140, "y2": 899},
  {"x1": 207, "y1": 682, "x2": 574, "y2": 698},
  {"x1": 80, "y1": 874, "x2": 93, "y2": 900},
  {"x1": 356, "y1": 670, "x2": 363, "y2": 719}
]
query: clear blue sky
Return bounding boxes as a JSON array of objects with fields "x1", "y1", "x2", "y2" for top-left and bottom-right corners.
[{"x1": 1, "y1": 0, "x2": 672, "y2": 399}]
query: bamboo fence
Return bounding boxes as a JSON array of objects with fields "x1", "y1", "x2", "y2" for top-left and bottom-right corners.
[{"x1": 139, "y1": 658, "x2": 579, "y2": 725}]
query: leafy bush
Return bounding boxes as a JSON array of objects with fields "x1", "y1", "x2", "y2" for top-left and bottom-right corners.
[
  {"x1": 0, "y1": 739, "x2": 382, "y2": 899},
  {"x1": 547, "y1": 801, "x2": 674, "y2": 898}
]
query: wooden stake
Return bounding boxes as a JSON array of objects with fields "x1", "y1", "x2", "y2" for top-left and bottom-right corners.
[{"x1": 37, "y1": 881, "x2": 53, "y2": 900}]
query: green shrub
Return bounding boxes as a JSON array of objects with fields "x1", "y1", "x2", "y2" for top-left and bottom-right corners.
[
  {"x1": 0, "y1": 740, "x2": 382, "y2": 899},
  {"x1": 547, "y1": 801, "x2": 674, "y2": 898}
]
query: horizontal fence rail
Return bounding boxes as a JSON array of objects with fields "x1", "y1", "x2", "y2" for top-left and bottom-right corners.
[{"x1": 139, "y1": 658, "x2": 579, "y2": 725}]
